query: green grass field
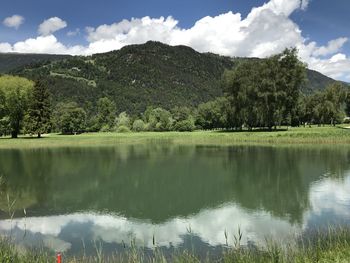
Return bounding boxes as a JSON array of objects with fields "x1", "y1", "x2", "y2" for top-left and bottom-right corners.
[{"x1": 0, "y1": 126, "x2": 349, "y2": 149}]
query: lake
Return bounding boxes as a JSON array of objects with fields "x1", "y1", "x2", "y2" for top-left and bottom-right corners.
[{"x1": 0, "y1": 144, "x2": 349, "y2": 258}]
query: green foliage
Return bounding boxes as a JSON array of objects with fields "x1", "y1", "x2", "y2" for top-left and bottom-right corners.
[
  {"x1": 0, "y1": 75, "x2": 34, "y2": 138},
  {"x1": 301, "y1": 82, "x2": 348, "y2": 125},
  {"x1": 196, "y1": 97, "x2": 229, "y2": 129},
  {"x1": 144, "y1": 107, "x2": 173, "y2": 131},
  {"x1": 172, "y1": 117, "x2": 196, "y2": 131},
  {"x1": 96, "y1": 97, "x2": 116, "y2": 131},
  {"x1": 345, "y1": 89, "x2": 350, "y2": 117},
  {"x1": 7, "y1": 41, "x2": 339, "y2": 118},
  {"x1": 24, "y1": 81, "x2": 52, "y2": 137},
  {"x1": 132, "y1": 119, "x2": 146, "y2": 132},
  {"x1": 0, "y1": 53, "x2": 70, "y2": 73},
  {"x1": 117, "y1": 125, "x2": 131, "y2": 133},
  {"x1": 223, "y1": 48, "x2": 306, "y2": 129},
  {"x1": 171, "y1": 106, "x2": 196, "y2": 131},
  {"x1": 116, "y1": 112, "x2": 131, "y2": 129},
  {"x1": 54, "y1": 102, "x2": 86, "y2": 134}
]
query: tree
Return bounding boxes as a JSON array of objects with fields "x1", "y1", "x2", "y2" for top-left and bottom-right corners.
[
  {"x1": 132, "y1": 119, "x2": 146, "y2": 132},
  {"x1": 144, "y1": 107, "x2": 173, "y2": 131},
  {"x1": 96, "y1": 97, "x2": 116, "y2": 131},
  {"x1": 0, "y1": 89, "x2": 5, "y2": 118},
  {"x1": 115, "y1": 112, "x2": 131, "y2": 130},
  {"x1": 223, "y1": 48, "x2": 306, "y2": 130},
  {"x1": 346, "y1": 92, "x2": 350, "y2": 117},
  {"x1": 0, "y1": 75, "x2": 33, "y2": 138},
  {"x1": 0, "y1": 89, "x2": 8, "y2": 136},
  {"x1": 173, "y1": 118, "x2": 196, "y2": 131},
  {"x1": 171, "y1": 106, "x2": 196, "y2": 131},
  {"x1": 54, "y1": 102, "x2": 86, "y2": 134},
  {"x1": 25, "y1": 81, "x2": 51, "y2": 138},
  {"x1": 319, "y1": 83, "x2": 347, "y2": 125},
  {"x1": 196, "y1": 97, "x2": 229, "y2": 130},
  {"x1": 302, "y1": 83, "x2": 347, "y2": 125}
]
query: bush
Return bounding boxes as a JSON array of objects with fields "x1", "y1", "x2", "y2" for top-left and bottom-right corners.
[
  {"x1": 117, "y1": 125, "x2": 131, "y2": 133},
  {"x1": 100, "y1": 124, "x2": 111, "y2": 132},
  {"x1": 173, "y1": 118, "x2": 196, "y2": 132},
  {"x1": 132, "y1": 119, "x2": 146, "y2": 132},
  {"x1": 115, "y1": 112, "x2": 131, "y2": 129}
]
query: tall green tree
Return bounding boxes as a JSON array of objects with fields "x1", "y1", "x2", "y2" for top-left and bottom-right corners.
[
  {"x1": 223, "y1": 48, "x2": 306, "y2": 130},
  {"x1": 54, "y1": 102, "x2": 86, "y2": 134},
  {"x1": 346, "y1": 92, "x2": 350, "y2": 117},
  {"x1": 195, "y1": 97, "x2": 229, "y2": 130},
  {"x1": 96, "y1": 97, "x2": 116, "y2": 131},
  {"x1": 0, "y1": 75, "x2": 33, "y2": 138},
  {"x1": 25, "y1": 81, "x2": 52, "y2": 138}
]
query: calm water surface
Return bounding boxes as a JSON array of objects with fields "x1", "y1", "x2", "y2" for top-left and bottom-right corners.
[{"x1": 0, "y1": 144, "x2": 349, "y2": 257}]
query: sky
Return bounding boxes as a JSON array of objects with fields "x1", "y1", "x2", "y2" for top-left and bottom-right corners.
[{"x1": 0, "y1": 0, "x2": 350, "y2": 81}]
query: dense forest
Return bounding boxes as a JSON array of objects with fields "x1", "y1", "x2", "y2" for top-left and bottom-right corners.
[
  {"x1": 0, "y1": 43, "x2": 349, "y2": 138},
  {"x1": 0, "y1": 53, "x2": 70, "y2": 73}
]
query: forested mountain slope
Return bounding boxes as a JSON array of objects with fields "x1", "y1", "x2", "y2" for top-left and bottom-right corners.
[{"x1": 1, "y1": 41, "x2": 340, "y2": 114}]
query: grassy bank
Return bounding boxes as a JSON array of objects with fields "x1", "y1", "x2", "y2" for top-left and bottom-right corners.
[
  {"x1": 0, "y1": 126, "x2": 350, "y2": 149},
  {"x1": 1, "y1": 227, "x2": 350, "y2": 262}
]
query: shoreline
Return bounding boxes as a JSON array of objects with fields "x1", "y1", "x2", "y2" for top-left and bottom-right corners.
[{"x1": 1, "y1": 226, "x2": 350, "y2": 262}]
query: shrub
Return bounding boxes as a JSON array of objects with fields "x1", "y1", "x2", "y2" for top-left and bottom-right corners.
[
  {"x1": 117, "y1": 125, "x2": 131, "y2": 133},
  {"x1": 115, "y1": 112, "x2": 131, "y2": 129},
  {"x1": 100, "y1": 124, "x2": 111, "y2": 132},
  {"x1": 132, "y1": 119, "x2": 146, "y2": 132},
  {"x1": 173, "y1": 118, "x2": 196, "y2": 132}
]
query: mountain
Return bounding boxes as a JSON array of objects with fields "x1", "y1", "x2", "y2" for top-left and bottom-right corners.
[
  {"x1": 0, "y1": 53, "x2": 70, "y2": 73},
  {"x1": 1, "y1": 41, "x2": 341, "y2": 114}
]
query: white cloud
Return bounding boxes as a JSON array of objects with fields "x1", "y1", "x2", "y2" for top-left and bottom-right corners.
[
  {"x1": 0, "y1": 42, "x2": 12, "y2": 52},
  {"x1": 301, "y1": 0, "x2": 310, "y2": 10},
  {"x1": 330, "y1": 53, "x2": 347, "y2": 63},
  {"x1": 312, "y1": 38, "x2": 348, "y2": 57},
  {"x1": 0, "y1": 203, "x2": 299, "y2": 251},
  {"x1": 3, "y1": 15, "x2": 24, "y2": 29},
  {"x1": 0, "y1": 0, "x2": 349, "y2": 81},
  {"x1": 38, "y1": 17, "x2": 67, "y2": 36},
  {"x1": 6, "y1": 35, "x2": 84, "y2": 55},
  {"x1": 305, "y1": 173, "x2": 350, "y2": 222},
  {"x1": 67, "y1": 28, "x2": 80, "y2": 37}
]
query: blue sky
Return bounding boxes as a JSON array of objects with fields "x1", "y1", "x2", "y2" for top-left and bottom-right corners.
[{"x1": 0, "y1": 0, "x2": 350, "y2": 80}]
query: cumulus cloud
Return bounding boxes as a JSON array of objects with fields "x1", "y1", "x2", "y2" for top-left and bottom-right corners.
[
  {"x1": 38, "y1": 17, "x2": 67, "y2": 36},
  {"x1": 4, "y1": 35, "x2": 84, "y2": 55},
  {"x1": 0, "y1": 0, "x2": 349, "y2": 81},
  {"x1": 0, "y1": 203, "x2": 299, "y2": 251},
  {"x1": 0, "y1": 42, "x2": 12, "y2": 52},
  {"x1": 312, "y1": 38, "x2": 348, "y2": 57},
  {"x1": 3, "y1": 15, "x2": 24, "y2": 29}
]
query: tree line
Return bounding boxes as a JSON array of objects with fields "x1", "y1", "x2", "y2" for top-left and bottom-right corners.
[{"x1": 0, "y1": 48, "x2": 349, "y2": 138}]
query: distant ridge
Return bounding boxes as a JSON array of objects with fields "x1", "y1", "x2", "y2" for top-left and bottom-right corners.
[{"x1": 0, "y1": 53, "x2": 70, "y2": 73}]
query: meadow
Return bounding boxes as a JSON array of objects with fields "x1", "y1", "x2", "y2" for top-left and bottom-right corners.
[{"x1": 0, "y1": 125, "x2": 349, "y2": 149}]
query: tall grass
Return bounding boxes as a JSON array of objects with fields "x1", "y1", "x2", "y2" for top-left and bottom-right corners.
[{"x1": 1, "y1": 226, "x2": 350, "y2": 262}]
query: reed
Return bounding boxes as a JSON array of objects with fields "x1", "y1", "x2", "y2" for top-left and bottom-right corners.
[{"x1": 1, "y1": 226, "x2": 350, "y2": 262}]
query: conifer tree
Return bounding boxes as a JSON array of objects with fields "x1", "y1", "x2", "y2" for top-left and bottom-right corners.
[{"x1": 26, "y1": 81, "x2": 51, "y2": 138}]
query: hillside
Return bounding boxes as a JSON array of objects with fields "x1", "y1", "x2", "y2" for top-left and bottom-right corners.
[
  {"x1": 2, "y1": 41, "x2": 340, "y2": 114},
  {"x1": 0, "y1": 53, "x2": 70, "y2": 73}
]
